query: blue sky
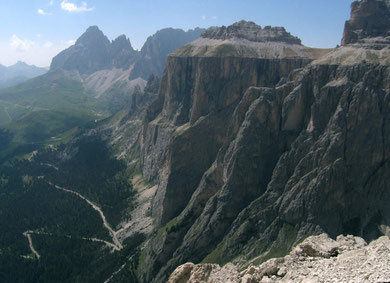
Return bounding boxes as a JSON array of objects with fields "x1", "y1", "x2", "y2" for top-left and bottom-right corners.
[{"x1": 0, "y1": 0, "x2": 355, "y2": 67}]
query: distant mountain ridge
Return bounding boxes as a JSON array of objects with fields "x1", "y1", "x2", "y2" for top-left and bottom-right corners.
[
  {"x1": 129, "y1": 27, "x2": 205, "y2": 80},
  {"x1": 0, "y1": 25, "x2": 205, "y2": 160},
  {"x1": 0, "y1": 61, "x2": 47, "y2": 89},
  {"x1": 51, "y1": 26, "x2": 205, "y2": 79},
  {"x1": 50, "y1": 26, "x2": 138, "y2": 75}
]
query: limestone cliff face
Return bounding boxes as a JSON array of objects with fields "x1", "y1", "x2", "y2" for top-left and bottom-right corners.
[
  {"x1": 201, "y1": 20, "x2": 301, "y2": 45},
  {"x1": 141, "y1": 55, "x2": 316, "y2": 228},
  {"x1": 342, "y1": 0, "x2": 390, "y2": 46},
  {"x1": 143, "y1": 58, "x2": 390, "y2": 282},
  {"x1": 134, "y1": 22, "x2": 333, "y2": 282},
  {"x1": 134, "y1": 6, "x2": 390, "y2": 282}
]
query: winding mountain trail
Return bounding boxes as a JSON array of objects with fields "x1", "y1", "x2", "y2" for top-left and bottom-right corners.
[
  {"x1": 23, "y1": 179, "x2": 127, "y2": 260},
  {"x1": 40, "y1": 163, "x2": 59, "y2": 171},
  {"x1": 23, "y1": 231, "x2": 40, "y2": 260},
  {"x1": 23, "y1": 230, "x2": 119, "y2": 252},
  {"x1": 47, "y1": 181, "x2": 123, "y2": 250}
]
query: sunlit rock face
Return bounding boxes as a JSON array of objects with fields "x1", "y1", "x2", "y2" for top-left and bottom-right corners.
[{"x1": 342, "y1": 0, "x2": 390, "y2": 47}]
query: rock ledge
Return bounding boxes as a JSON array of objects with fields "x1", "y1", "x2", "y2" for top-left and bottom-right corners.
[
  {"x1": 201, "y1": 20, "x2": 302, "y2": 45},
  {"x1": 168, "y1": 234, "x2": 390, "y2": 283}
]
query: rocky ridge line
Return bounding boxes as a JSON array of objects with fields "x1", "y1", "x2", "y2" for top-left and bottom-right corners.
[
  {"x1": 50, "y1": 26, "x2": 204, "y2": 78},
  {"x1": 201, "y1": 20, "x2": 301, "y2": 45}
]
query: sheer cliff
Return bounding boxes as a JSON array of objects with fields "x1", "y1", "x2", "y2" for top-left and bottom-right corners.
[
  {"x1": 127, "y1": 21, "x2": 336, "y2": 282},
  {"x1": 124, "y1": 2, "x2": 390, "y2": 282}
]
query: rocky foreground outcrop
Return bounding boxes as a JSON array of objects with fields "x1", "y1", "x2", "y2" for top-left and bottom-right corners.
[{"x1": 168, "y1": 234, "x2": 390, "y2": 282}]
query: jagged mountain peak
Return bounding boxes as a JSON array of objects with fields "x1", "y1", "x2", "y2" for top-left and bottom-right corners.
[
  {"x1": 75, "y1": 25, "x2": 110, "y2": 47},
  {"x1": 140, "y1": 27, "x2": 205, "y2": 56},
  {"x1": 342, "y1": 0, "x2": 390, "y2": 46},
  {"x1": 112, "y1": 34, "x2": 130, "y2": 45},
  {"x1": 201, "y1": 20, "x2": 302, "y2": 45},
  {"x1": 13, "y1": 61, "x2": 29, "y2": 67},
  {"x1": 50, "y1": 26, "x2": 124, "y2": 74},
  {"x1": 50, "y1": 26, "x2": 204, "y2": 76},
  {"x1": 128, "y1": 27, "x2": 204, "y2": 79},
  {"x1": 111, "y1": 34, "x2": 135, "y2": 53}
]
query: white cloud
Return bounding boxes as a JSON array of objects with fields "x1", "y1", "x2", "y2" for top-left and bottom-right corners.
[
  {"x1": 202, "y1": 15, "x2": 218, "y2": 21},
  {"x1": 1, "y1": 39, "x2": 79, "y2": 67},
  {"x1": 37, "y1": 8, "x2": 51, "y2": 15},
  {"x1": 10, "y1": 35, "x2": 35, "y2": 52},
  {"x1": 61, "y1": 1, "x2": 94, "y2": 12},
  {"x1": 67, "y1": 39, "x2": 76, "y2": 46},
  {"x1": 43, "y1": 41, "x2": 54, "y2": 48}
]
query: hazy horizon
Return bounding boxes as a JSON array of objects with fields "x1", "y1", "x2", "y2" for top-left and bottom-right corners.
[{"x1": 0, "y1": 0, "x2": 354, "y2": 67}]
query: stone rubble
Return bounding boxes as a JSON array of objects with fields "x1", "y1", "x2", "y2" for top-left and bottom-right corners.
[{"x1": 168, "y1": 234, "x2": 390, "y2": 283}]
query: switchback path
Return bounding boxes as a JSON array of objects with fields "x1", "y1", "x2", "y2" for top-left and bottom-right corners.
[
  {"x1": 23, "y1": 179, "x2": 127, "y2": 260},
  {"x1": 23, "y1": 230, "x2": 119, "y2": 253},
  {"x1": 47, "y1": 181, "x2": 123, "y2": 250},
  {"x1": 23, "y1": 231, "x2": 40, "y2": 260}
]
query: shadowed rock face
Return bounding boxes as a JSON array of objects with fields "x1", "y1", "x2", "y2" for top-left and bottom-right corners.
[
  {"x1": 342, "y1": 0, "x2": 390, "y2": 46},
  {"x1": 133, "y1": 21, "x2": 335, "y2": 282},
  {"x1": 202, "y1": 20, "x2": 302, "y2": 45},
  {"x1": 143, "y1": 57, "x2": 313, "y2": 227},
  {"x1": 110, "y1": 34, "x2": 138, "y2": 69},
  {"x1": 133, "y1": 6, "x2": 390, "y2": 282}
]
